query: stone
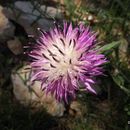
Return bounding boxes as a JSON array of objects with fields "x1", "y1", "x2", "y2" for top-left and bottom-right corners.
[
  {"x1": 4, "y1": 1, "x2": 62, "y2": 35},
  {"x1": 69, "y1": 101, "x2": 83, "y2": 117},
  {"x1": 40, "y1": 5, "x2": 62, "y2": 18},
  {"x1": 11, "y1": 65, "x2": 65, "y2": 117},
  {"x1": 0, "y1": 6, "x2": 8, "y2": 33},
  {"x1": 0, "y1": 5, "x2": 15, "y2": 42}
]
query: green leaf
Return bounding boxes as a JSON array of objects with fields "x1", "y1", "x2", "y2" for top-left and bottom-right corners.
[
  {"x1": 111, "y1": 74, "x2": 130, "y2": 94},
  {"x1": 112, "y1": 75, "x2": 124, "y2": 86},
  {"x1": 100, "y1": 41, "x2": 120, "y2": 53}
]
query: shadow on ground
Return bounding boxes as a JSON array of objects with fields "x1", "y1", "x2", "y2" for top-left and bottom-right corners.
[{"x1": 0, "y1": 88, "x2": 69, "y2": 130}]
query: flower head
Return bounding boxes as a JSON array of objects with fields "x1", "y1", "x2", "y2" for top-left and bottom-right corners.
[{"x1": 28, "y1": 22, "x2": 107, "y2": 103}]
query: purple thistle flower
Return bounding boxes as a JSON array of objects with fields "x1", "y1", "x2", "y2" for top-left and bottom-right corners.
[{"x1": 28, "y1": 22, "x2": 107, "y2": 103}]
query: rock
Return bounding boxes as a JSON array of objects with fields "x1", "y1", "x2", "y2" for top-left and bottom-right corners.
[
  {"x1": 0, "y1": 6, "x2": 8, "y2": 33},
  {"x1": 69, "y1": 101, "x2": 83, "y2": 117},
  {"x1": 4, "y1": 1, "x2": 62, "y2": 35},
  {"x1": 7, "y1": 37, "x2": 23, "y2": 55},
  {"x1": 11, "y1": 65, "x2": 65, "y2": 117},
  {"x1": 0, "y1": 5, "x2": 15, "y2": 42},
  {"x1": 15, "y1": 1, "x2": 62, "y2": 18},
  {"x1": 40, "y1": 5, "x2": 62, "y2": 18}
]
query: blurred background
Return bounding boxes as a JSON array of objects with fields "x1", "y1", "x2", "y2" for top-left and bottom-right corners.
[{"x1": 0, "y1": 0, "x2": 130, "y2": 130}]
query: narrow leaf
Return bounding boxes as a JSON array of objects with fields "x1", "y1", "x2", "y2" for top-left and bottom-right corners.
[{"x1": 100, "y1": 41, "x2": 120, "y2": 53}]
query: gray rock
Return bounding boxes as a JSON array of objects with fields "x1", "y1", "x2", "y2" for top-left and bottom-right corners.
[
  {"x1": 4, "y1": 1, "x2": 62, "y2": 35},
  {"x1": 11, "y1": 65, "x2": 65, "y2": 117},
  {"x1": 0, "y1": 5, "x2": 15, "y2": 42}
]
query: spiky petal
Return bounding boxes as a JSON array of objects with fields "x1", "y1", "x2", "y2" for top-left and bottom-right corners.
[{"x1": 28, "y1": 22, "x2": 107, "y2": 102}]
